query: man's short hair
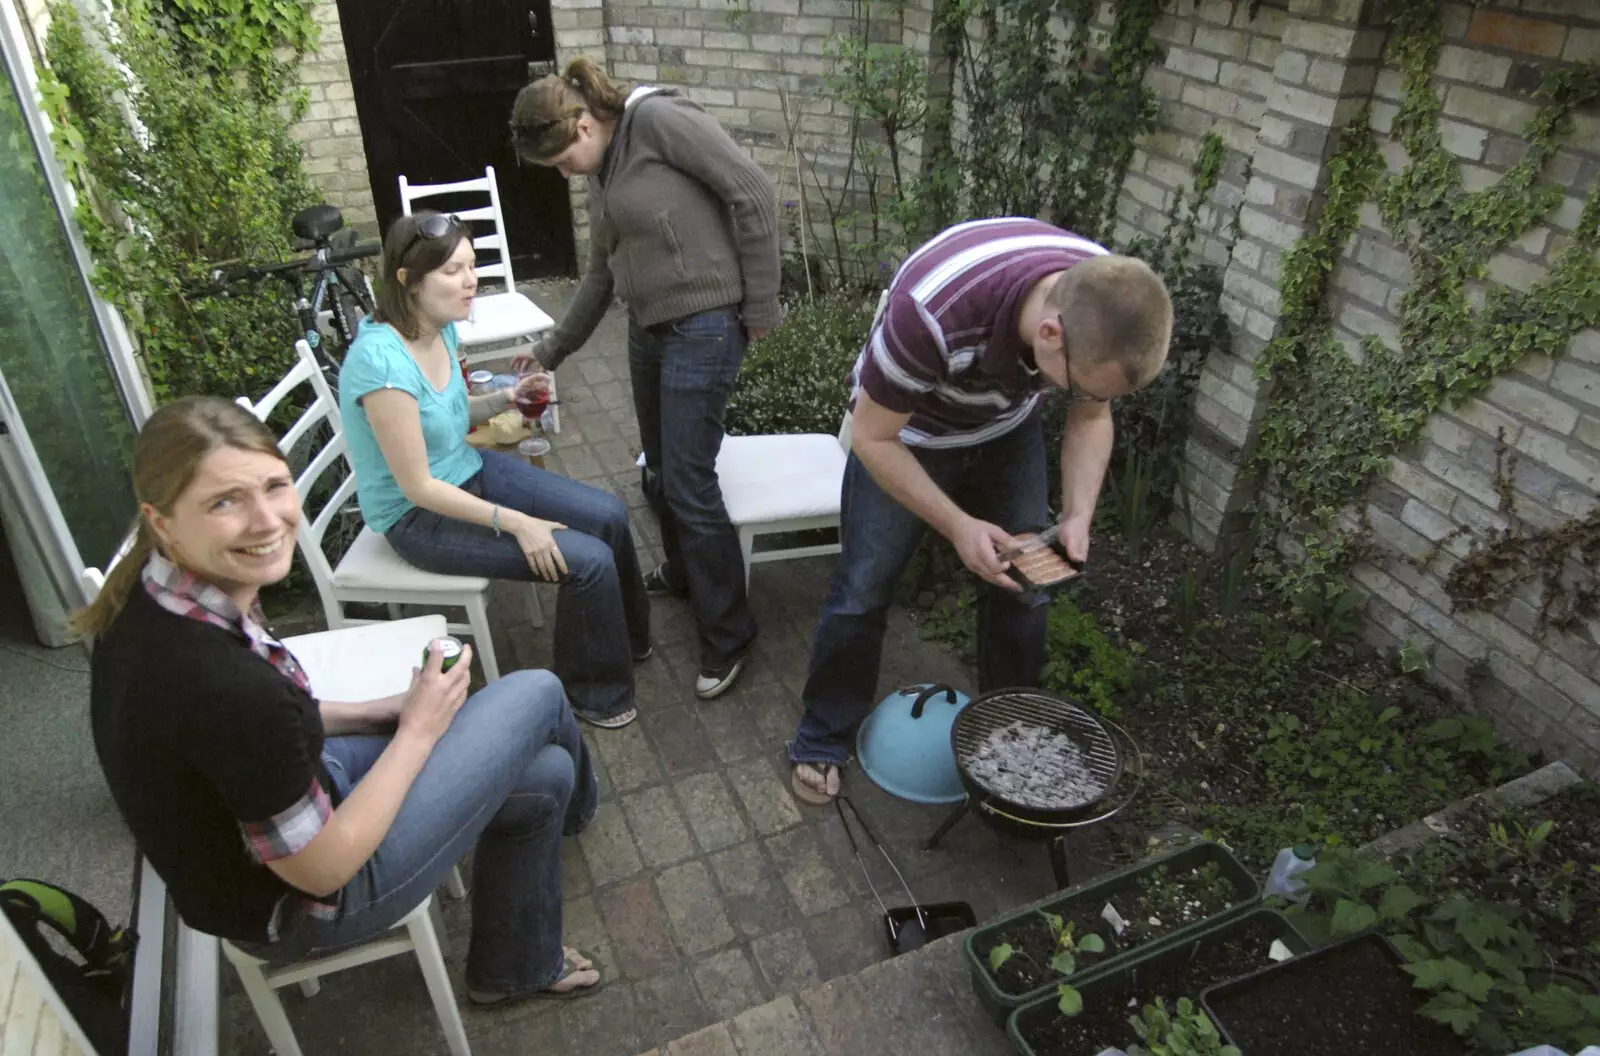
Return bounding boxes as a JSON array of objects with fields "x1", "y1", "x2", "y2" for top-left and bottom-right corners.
[{"x1": 1045, "y1": 255, "x2": 1173, "y2": 389}]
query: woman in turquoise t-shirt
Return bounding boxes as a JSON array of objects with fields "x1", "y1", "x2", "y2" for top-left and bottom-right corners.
[{"x1": 339, "y1": 211, "x2": 651, "y2": 728}]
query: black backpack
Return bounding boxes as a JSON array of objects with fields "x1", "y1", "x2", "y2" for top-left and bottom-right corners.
[{"x1": 0, "y1": 878, "x2": 135, "y2": 1054}]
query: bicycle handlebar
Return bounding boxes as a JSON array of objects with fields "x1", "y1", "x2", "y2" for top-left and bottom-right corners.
[{"x1": 195, "y1": 240, "x2": 382, "y2": 294}]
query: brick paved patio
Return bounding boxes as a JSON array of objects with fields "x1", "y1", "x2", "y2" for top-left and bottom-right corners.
[{"x1": 224, "y1": 282, "x2": 1115, "y2": 1055}]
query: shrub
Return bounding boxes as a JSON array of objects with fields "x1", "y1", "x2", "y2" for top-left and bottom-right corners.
[
  {"x1": 726, "y1": 293, "x2": 875, "y2": 436},
  {"x1": 1039, "y1": 595, "x2": 1133, "y2": 716}
]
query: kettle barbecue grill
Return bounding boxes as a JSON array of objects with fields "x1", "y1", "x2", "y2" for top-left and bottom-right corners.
[{"x1": 924, "y1": 687, "x2": 1142, "y2": 889}]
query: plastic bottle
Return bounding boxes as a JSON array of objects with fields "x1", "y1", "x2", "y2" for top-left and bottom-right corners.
[{"x1": 1265, "y1": 844, "x2": 1317, "y2": 903}]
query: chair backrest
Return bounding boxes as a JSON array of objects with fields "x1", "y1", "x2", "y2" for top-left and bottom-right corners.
[
  {"x1": 397, "y1": 166, "x2": 516, "y2": 290},
  {"x1": 236, "y1": 340, "x2": 354, "y2": 625}
]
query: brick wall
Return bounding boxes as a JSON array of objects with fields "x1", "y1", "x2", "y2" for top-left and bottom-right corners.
[
  {"x1": 288, "y1": 0, "x2": 377, "y2": 237},
  {"x1": 1170, "y1": 0, "x2": 1600, "y2": 776}
]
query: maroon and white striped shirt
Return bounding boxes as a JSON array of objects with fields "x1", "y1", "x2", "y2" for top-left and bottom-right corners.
[{"x1": 851, "y1": 218, "x2": 1108, "y2": 448}]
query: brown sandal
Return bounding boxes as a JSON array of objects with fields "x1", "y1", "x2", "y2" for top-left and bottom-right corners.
[
  {"x1": 791, "y1": 762, "x2": 841, "y2": 806},
  {"x1": 467, "y1": 948, "x2": 605, "y2": 1006}
]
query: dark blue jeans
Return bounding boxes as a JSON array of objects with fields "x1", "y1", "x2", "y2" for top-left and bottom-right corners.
[
  {"x1": 385, "y1": 451, "x2": 650, "y2": 720},
  {"x1": 629, "y1": 306, "x2": 757, "y2": 671},
  {"x1": 244, "y1": 670, "x2": 598, "y2": 996},
  {"x1": 790, "y1": 411, "x2": 1051, "y2": 767}
]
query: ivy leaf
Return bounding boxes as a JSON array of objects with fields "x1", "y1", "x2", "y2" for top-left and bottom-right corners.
[
  {"x1": 1378, "y1": 885, "x2": 1426, "y2": 922},
  {"x1": 1416, "y1": 991, "x2": 1480, "y2": 1035}
]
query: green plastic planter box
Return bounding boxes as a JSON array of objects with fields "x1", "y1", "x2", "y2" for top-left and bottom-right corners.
[
  {"x1": 1004, "y1": 907, "x2": 1313, "y2": 1055},
  {"x1": 965, "y1": 840, "x2": 1259, "y2": 1027}
]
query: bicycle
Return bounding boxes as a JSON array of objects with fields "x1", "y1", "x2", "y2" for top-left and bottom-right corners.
[{"x1": 200, "y1": 204, "x2": 381, "y2": 379}]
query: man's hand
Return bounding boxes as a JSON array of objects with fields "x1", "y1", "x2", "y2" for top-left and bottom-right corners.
[
  {"x1": 746, "y1": 326, "x2": 769, "y2": 342},
  {"x1": 510, "y1": 345, "x2": 548, "y2": 374},
  {"x1": 951, "y1": 515, "x2": 1023, "y2": 592},
  {"x1": 1057, "y1": 510, "x2": 1093, "y2": 565}
]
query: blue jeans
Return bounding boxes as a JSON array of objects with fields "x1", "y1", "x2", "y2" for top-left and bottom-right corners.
[
  {"x1": 629, "y1": 306, "x2": 757, "y2": 671},
  {"x1": 244, "y1": 670, "x2": 598, "y2": 996},
  {"x1": 789, "y1": 411, "x2": 1051, "y2": 767},
  {"x1": 385, "y1": 451, "x2": 650, "y2": 720}
]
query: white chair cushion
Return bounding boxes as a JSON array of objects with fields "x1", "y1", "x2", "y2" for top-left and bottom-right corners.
[
  {"x1": 456, "y1": 292, "x2": 553, "y2": 347},
  {"x1": 717, "y1": 434, "x2": 846, "y2": 525},
  {"x1": 334, "y1": 528, "x2": 492, "y2": 593},
  {"x1": 283, "y1": 615, "x2": 448, "y2": 700}
]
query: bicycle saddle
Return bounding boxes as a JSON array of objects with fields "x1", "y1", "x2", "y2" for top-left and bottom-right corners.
[{"x1": 292, "y1": 205, "x2": 344, "y2": 242}]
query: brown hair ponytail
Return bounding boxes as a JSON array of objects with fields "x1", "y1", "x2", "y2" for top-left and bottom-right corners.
[
  {"x1": 72, "y1": 396, "x2": 286, "y2": 638},
  {"x1": 509, "y1": 55, "x2": 629, "y2": 164}
]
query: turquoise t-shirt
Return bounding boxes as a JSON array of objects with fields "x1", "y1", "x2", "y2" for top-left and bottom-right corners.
[{"x1": 338, "y1": 319, "x2": 484, "y2": 534}]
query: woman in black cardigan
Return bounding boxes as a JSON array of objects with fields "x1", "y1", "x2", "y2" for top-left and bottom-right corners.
[{"x1": 82, "y1": 396, "x2": 603, "y2": 1005}]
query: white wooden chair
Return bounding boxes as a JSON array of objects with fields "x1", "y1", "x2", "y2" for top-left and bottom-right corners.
[
  {"x1": 80, "y1": 571, "x2": 471, "y2": 1056},
  {"x1": 398, "y1": 166, "x2": 561, "y2": 432},
  {"x1": 238, "y1": 339, "x2": 544, "y2": 684},
  {"x1": 715, "y1": 415, "x2": 851, "y2": 590}
]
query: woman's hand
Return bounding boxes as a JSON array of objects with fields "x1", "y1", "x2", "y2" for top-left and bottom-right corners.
[
  {"x1": 510, "y1": 514, "x2": 568, "y2": 581},
  {"x1": 515, "y1": 371, "x2": 554, "y2": 397},
  {"x1": 396, "y1": 640, "x2": 474, "y2": 746}
]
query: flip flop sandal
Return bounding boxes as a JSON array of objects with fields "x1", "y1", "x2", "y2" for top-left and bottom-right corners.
[
  {"x1": 576, "y1": 707, "x2": 638, "y2": 730},
  {"x1": 791, "y1": 763, "x2": 840, "y2": 806},
  {"x1": 468, "y1": 948, "x2": 607, "y2": 1007}
]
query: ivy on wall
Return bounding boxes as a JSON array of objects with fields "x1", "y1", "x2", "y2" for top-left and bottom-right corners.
[{"x1": 1247, "y1": 0, "x2": 1600, "y2": 623}]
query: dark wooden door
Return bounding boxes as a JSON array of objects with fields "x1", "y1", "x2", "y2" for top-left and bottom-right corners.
[{"x1": 337, "y1": 0, "x2": 575, "y2": 278}]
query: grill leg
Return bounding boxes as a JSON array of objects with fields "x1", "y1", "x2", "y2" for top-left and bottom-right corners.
[
  {"x1": 1048, "y1": 834, "x2": 1072, "y2": 890},
  {"x1": 924, "y1": 801, "x2": 969, "y2": 851}
]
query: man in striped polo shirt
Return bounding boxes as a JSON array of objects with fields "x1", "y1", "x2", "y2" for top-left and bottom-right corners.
[{"x1": 789, "y1": 217, "x2": 1173, "y2": 805}]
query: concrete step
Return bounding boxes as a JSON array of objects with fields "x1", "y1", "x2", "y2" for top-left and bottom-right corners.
[{"x1": 632, "y1": 929, "x2": 1013, "y2": 1056}]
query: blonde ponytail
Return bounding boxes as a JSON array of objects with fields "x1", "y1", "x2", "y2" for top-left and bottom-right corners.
[
  {"x1": 72, "y1": 519, "x2": 157, "y2": 638},
  {"x1": 509, "y1": 54, "x2": 629, "y2": 163}
]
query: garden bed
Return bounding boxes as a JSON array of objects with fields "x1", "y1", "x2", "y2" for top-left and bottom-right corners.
[
  {"x1": 966, "y1": 841, "x2": 1256, "y2": 1024},
  {"x1": 1010, "y1": 909, "x2": 1309, "y2": 1056}
]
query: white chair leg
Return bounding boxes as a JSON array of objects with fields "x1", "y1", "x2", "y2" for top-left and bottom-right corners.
[
  {"x1": 526, "y1": 583, "x2": 545, "y2": 629},
  {"x1": 740, "y1": 527, "x2": 755, "y2": 593},
  {"x1": 231, "y1": 957, "x2": 306, "y2": 1056},
  {"x1": 465, "y1": 594, "x2": 500, "y2": 682},
  {"x1": 298, "y1": 976, "x2": 322, "y2": 998},
  {"x1": 408, "y1": 903, "x2": 472, "y2": 1056},
  {"x1": 444, "y1": 865, "x2": 468, "y2": 900},
  {"x1": 387, "y1": 602, "x2": 405, "y2": 620},
  {"x1": 428, "y1": 896, "x2": 452, "y2": 959}
]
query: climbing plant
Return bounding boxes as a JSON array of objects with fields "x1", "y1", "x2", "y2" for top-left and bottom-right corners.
[
  {"x1": 1248, "y1": 0, "x2": 1600, "y2": 612},
  {"x1": 40, "y1": 0, "x2": 321, "y2": 403}
]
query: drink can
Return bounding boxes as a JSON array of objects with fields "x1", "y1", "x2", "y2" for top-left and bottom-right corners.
[{"x1": 424, "y1": 636, "x2": 464, "y2": 672}]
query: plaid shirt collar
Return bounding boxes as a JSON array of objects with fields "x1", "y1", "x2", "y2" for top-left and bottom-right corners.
[{"x1": 141, "y1": 552, "x2": 311, "y2": 694}]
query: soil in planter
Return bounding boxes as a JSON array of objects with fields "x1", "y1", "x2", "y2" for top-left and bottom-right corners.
[
  {"x1": 1019, "y1": 915, "x2": 1288, "y2": 1056},
  {"x1": 977, "y1": 860, "x2": 1239, "y2": 995},
  {"x1": 1207, "y1": 938, "x2": 1467, "y2": 1056}
]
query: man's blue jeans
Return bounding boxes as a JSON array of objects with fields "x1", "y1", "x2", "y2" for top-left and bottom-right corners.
[
  {"x1": 789, "y1": 411, "x2": 1051, "y2": 767},
  {"x1": 629, "y1": 307, "x2": 758, "y2": 671},
  {"x1": 244, "y1": 670, "x2": 598, "y2": 997},
  {"x1": 385, "y1": 451, "x2": 650, "y2": 721}
]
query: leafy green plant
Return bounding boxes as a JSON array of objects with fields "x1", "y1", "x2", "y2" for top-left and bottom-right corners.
[
  {"x1": 1040, "y1": 596, "x2": 1134, "y2": 716},
  {"x1": 1126, "y1": 997, "x2": 1239, "y2": 1056},
  {"x1": 1107, "y1": 450, "x2": 1158, "y2": 563},
  {"x1": 989, "y1": 909, "x2": 1107, "y2": 1013},
  {"x1": 1175, "y1": 565, "x2": 1202, "y2": 637},
  {"x1": 725, "y1": 294, "x2": 874, "y2": 437},
  {"x1": 41, "y1": 0, "x2": 320, "y2": 403}
]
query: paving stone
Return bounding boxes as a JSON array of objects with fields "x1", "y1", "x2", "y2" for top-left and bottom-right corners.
[
  {"x1": 643, "y1": 706, "x2": 722, "y2": 779},
  {"x1": 591, "y1": 722, "x2": 664, "y2": 793},
  {"x1": 750, "y1": 925, "x2": 823, "y2": 995},
  {"x1": 727, "y1": 758, "x2": 805, "y2": 835},
  {"x1": 676, "y1": 772, "x2": 752, "y2": 853},
  {"x1": 579, "y1": 801, "x2": 645, "y2": 886},
  {"x1": 623, "y1": 788, "x2": 698, "y2": 870},
  {"x1": 470, "y1": 1000, "x2": 568, "y2": 1053},
  {"x1": 629, "y1": 966, "x2": 716, "y2": 1050},
  {"x1": 664, "y1": 1023, "x2": 740, "y2": 1056},
  {"x1": 690, "y1": 947, "x2": 770, "y2": 1022},
  {"x1": 595, "y1": 436, "x2": 643, "y2": 475},
  {"x1": 709, "y1": 841, "x2": 798, "y2": 940},
  {"x1": 602, "y1": 878, "x2": 681, "y2": 980},
  {"x1": 594, "y1": 379, "x2": 630, "y2": 409},
  {"x1": 801, "y1": 901, "x2": 885, "y2": 983},
  {"x1": 560, "y1": 977, "x2": 643, "y2": 1056},
  {"x1": 562, "y1": 833, "x2": 594, "y2": 897},
  {"x1": 697, "y1": 701, "x2": 765, "y2": 765},
  {"x1": 578, "y1": 358, "x2": 617, "y2": 384},
  {"x1": 729, "y1": 996, "x2": 823, "y2": 1056},
  {"x1": 559, "y1": 893, "x2": 612, "y2": 963},
  {"x1": 765, "y1": 826, "x2": 851, "y2": 918},
  {"x1": 657, "y1": 860, "x2": 736, "y2": 956}
]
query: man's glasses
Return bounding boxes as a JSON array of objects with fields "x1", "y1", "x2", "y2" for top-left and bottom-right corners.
[
  {"x1": 1059, "y1": 313, "x2": 1111, "y2": 405},
  {"x1": 400, "y1": 213, "x2": 464, "y2": 261}
]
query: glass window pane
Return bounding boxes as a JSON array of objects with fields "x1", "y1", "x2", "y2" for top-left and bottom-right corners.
[{"x1": 1, "y1": 48, "x2": 135, "y2": 567}]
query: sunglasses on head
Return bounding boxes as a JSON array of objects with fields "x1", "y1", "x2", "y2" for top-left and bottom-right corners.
[{"x1": 400, "y1": 213, "x2": 464, "y2": 260}]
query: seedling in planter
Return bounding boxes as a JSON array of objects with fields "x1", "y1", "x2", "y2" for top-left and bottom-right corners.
[
  {"x1": 1127, "y1": 996, "x2": 1239, "y2": 1056},
  {"x1": 988, "y1": 911, "x2": 1107, "y2": 980}
]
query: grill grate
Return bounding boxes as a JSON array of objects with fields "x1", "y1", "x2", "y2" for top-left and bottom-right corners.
[{"x1": 953, "y1": 691, "x2": 1121, "y2": 811}]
